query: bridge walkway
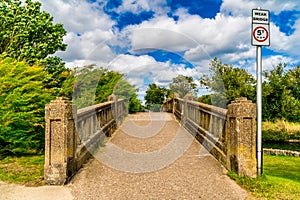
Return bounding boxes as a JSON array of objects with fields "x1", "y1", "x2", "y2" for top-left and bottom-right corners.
[{"x1": 70, "y1": 112, "x2": 249, "y2": 199}]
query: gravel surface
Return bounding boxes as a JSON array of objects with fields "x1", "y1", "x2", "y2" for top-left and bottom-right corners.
[
  {"x1": 70, "y1": 112, "x2": 251, "y2": 200},
  {"x1": 0, "y1": 181, "x2": 73, "y2": 200}
]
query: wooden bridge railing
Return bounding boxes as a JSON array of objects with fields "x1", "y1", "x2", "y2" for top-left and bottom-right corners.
[
  {"x1": 163, "y1": 95, "x2": 257, "y2": 178},
  {"x1": 44, "y1": 95, "x2": 128, "y2": 185}
]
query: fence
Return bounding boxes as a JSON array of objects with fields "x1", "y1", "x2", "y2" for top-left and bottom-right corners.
[
  {"x1": 44, "y1": 95, "x2": 128, "y2": 185},
  {"x1": 163, "y1": 95, "x2": 257, "y2": 177}
]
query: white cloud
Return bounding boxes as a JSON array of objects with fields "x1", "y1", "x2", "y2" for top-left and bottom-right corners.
[
  {"x1": 131, "y1": 27, "x2": 197, "y2": 53},
  {"x1": 263, "y1": 55, "x2": 295, "y2": 71},
  {"x1": 39, "y1": 0, "x2": 114, "y2": 33},
  {"x1": 126, "y1": 12, "x2": 252, "y2": 65},
  {"x1": 220, "y1": 0, "x2": 299, "y2": 16},
  {"x1": 107, "y1": 54, "x2": 201, "y2": 95},
  {"x1": 55, "y1": 29, "x2": 115, "y2": 63},
  {"x1": 113, "y1": 0, "x2": 169, "y2": 16},
  {"x1": 38, "y1": 0, "x2": 117, "y2": 65}
]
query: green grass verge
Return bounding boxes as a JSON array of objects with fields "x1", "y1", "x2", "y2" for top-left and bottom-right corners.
[
  {"x1": 0, "y1": 155, "x2": 44, "y2": 185},
  {"x1": 228, "y1": 154, "x2": 300, "y2": 199}
]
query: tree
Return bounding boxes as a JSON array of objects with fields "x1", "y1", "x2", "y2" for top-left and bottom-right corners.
[
  {"x1": 199, "y1": 58, "x2": 255, "y2": 108},
  {"x1": 42, "y1": 57, "x2": 74, "y2": 98},
  {"x1": 0, "y1": 58, "x2": 55, "y2": 156},
  {"x1": 169, "y1": 75, "x2": 198, "y2": 98},
  {"x1": 263, "y1": 64, "x2": 300, "y2": 122},
  {"x1": 71, "y1": 65, "x2": 143, "y2": 113},
  {"x1": 0, "y1": 0, "x2": 67, "y2": 64},
  {"x1": 129, "y1": 93, "x2": 145, "y2": 113},
  {"x1": 0, "y1": 0, "x2": 70, "y2": 99},
  {"x1": 144, "y1": 84, "x2": 167, "y2": 111}
]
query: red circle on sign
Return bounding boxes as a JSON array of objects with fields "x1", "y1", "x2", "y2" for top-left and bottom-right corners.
[{"x1": 253, "y1": 26, "x2": 269, "y2": 42}]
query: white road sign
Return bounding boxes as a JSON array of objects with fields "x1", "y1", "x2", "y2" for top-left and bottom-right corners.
[{"x1": 252, "y1": 9, "x2": 270, "y2": 46}]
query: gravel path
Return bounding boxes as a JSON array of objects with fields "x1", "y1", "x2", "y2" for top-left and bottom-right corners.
[
  {"x1": 70, "y1": 112, "x2": 251, "y2": 200},
  {"x1": 0, "y1": 181, "x2": 73, "y2": 200}
]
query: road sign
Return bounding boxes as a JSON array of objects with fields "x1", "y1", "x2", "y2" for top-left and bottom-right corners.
[{"x1": 252, "y1": 9, "x2": 270, "y2": 46}]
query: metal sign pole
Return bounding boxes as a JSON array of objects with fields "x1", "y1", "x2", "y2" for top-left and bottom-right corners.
[
  {"x1": 252, "y1": 7, "x2": 269, "y2": 177},
  {"x1": 256, "y1": 45, "x2": 262, "y2": 176}
]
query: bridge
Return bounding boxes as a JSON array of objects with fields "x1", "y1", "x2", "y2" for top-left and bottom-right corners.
[{"x1": 43, "y1": 95, "x2": 257, "y2": 198}]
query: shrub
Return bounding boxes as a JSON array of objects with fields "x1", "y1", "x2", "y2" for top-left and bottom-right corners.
[
  {"x1": 262, "y1": 120, "x2": 300, "y2": 142},
  {"x1": 0, "y1": 58, "x2": 55, "y2": 156}
]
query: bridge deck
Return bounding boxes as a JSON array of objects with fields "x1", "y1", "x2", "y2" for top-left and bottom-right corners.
[{"x1": 70, "y1": 112, "x2": 249, "y2": 199}]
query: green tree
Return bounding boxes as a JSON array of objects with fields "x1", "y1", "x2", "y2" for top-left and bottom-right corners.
[
  {"x1": 0, "y1": 0, "x2": 70, "y2": 98},
  {"x1": 71, "y1": 65, "x2": 143, "y2": 112},
  {"x1": 129, "y1": 93, "x2": 145, "y2": 113},
  {"x1": 263, "y1": 64, "x2": 300, "y2": 122},
  {"x1": 169, "y1": 75, "x2": 198, "y2": 98},
  {"x1": 42, "y1": 57, "x2": 74, "y2": 98},
  {"x1": 0, "y1": 0, "x2": 67, "y2": 64},
  {"x1": 144, "y1": 83, "x2": 167, "y2": 111},
  {"x1": 199, "y1": 57, "x2": 255, "y2": 107},
  {"x1": 0, "y1": 58, "x2": 55, "y2": 156}
]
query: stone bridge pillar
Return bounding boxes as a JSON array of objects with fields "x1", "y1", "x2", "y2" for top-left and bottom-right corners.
[
  {"x1": 226, "y1": 97, "x2": 257, "y2": 178},
  {"x1": 44, "y1": 97, "x2": 77, "y2": 185}
]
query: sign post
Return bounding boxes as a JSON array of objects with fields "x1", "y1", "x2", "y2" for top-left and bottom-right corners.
[{"x1": 252, "y1": 8, "x2": 270, "y2": 176}]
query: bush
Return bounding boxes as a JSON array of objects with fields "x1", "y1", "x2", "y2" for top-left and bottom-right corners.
[
  {"x1": 262, "y1": 120, "x2": 300, "y2": 142},
  {"x1": 0, "y1": 58, "x2": 55, "y2": 156}
]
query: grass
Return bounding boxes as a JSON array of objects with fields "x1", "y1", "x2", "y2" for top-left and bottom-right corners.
[
  {"x1": 228, "y1": 154, "x2": 300, "y2": 199},
  {"x1": 0, "y1": 154, "x2": 44, "y2": 185}
]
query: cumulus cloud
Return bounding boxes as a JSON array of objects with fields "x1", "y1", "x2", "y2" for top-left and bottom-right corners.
[
  {"x1": 39, "y1": 0, "x2": 116, "y2": 65},
  {"x1": 39, "y1": 0, "x2": 114, "y2": 33},
  {"x1": 107, "y1": 54, "x2": 201, "y2": 95},
  {"x1": 112, "y1": 0, "x2": 169, "y2": 16},
  {"x1": 126, "y1": 11, "x2": 252, "y2": 64},
  {"x1": 220, "y1": 0, "x2": 299, "y2": 16}
]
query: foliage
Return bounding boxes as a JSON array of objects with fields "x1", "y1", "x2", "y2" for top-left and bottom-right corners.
[
  {"x1": 129, "y1": 93, "x2": 145, "y2": 113},
  {"x1": 144, "y1": 83, "x2": 169, "y2": 111},
  {"x1": 0, "y1": 0, "x2": 70, "y2": 99},
  {"x1": 228, "y1": 155, "x2": 300, "y2": 199},
  {"x1": 0, "y1": 0, "x2": 67, "y2": 64},
  {"x1": 262, "y1": 120, "x2": 300, "y2": 142},
  {"x1": 263, "y1": 64, "x2": 300, "y2": 122},
  {"x1": 199, "y1": 57, "x2": 255, "y2": 108},
  {"x1": 169, "y1": 75, "x2": 198, "y2": 98},
  {"x1": 41, "y1": 57, "x2": 74, "y2": 98},
  {"x1": 0, "y1": 155, "x2": 44, "y2": 185},
  {"x1": 72, "y1": 65, "x2": 143, "y2": 112},
  {"x1": 199, "y1": 58, "x2": 300, "y2": 122},
  {"x1": 0, "y1": 58, "x2": 55, "y2": 156},
  {"x1": 264, "y1": 142, "x2": 300, "y2": 152}
]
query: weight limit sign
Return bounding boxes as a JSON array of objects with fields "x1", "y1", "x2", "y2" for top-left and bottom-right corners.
[
  {"x1": 252, "y1": 9, "x2": 270, "y2": 46},
  {"x1": 252, "y1": 24, "x2": 269, "y2": 46}
]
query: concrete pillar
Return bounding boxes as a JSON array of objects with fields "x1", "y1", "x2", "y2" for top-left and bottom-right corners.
[
  {"x1": 173, "y1": 93, "x2": 180, "y2": 114},
  {"x1": 226, "y1": 97, "x2": 257, "y2": 178},
  {"x1": 108, "y1": 94, "x2": 118, "y2": 124},
  {"x1": 183, "y1": 94, "x2": 193, "y2": 124},
  {"x1": 44, "y1": 97, "x2": 77, "y2": 185}
]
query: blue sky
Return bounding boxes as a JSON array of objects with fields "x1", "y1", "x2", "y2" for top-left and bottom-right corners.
[{"x1": 39, "y1": 0, "x2": 300, "y2": 99}]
